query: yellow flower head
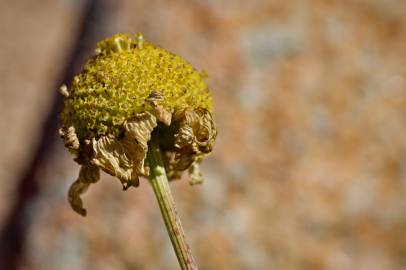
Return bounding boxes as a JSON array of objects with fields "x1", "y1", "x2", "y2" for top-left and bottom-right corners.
[{"x1": 59, "y1": 33, "x2": 217, "y2": 216}]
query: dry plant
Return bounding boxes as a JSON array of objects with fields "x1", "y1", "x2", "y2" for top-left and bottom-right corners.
[{"x1": 58, "y1": 33, "x2": 217, "y2": 270}]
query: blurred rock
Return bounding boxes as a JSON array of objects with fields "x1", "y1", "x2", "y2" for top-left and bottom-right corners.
[{"x1": 0, "y1": 0, "x2": 79, "y2": 227}]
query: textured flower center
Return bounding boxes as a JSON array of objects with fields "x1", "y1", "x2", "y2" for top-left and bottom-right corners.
[
  {"x1": 61, "y1": 33, "x2": 214, "y2": 140},
  {"x1": 59, "y1": 33, "x2": 217, "y2": 216}
]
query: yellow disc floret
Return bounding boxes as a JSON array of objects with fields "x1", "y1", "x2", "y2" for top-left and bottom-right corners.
[{"x1": 61, "y1": 33, "x2": 214, "y2": 140}]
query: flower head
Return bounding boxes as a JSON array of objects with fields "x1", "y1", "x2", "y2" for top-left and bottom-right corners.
[{"x1": 59, "y1": 33, "x2": 216, "y2": 216}]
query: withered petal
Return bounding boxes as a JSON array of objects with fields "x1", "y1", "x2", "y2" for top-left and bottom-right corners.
[
  {"x1": 164, "y1": 108, "x2": 216, "y2": 180},
  {"x1": 91, "y1": 112, "x2": 157, "y2": 188},
  {"x1": 188, "y1": 161, "x2": 204, "y2": 185},
  {"x1": 172, "y1": 108, "x2": 216, "y2": 168},
  {"x1": 68, "y1": 164, "x2": 100, "y2": 216},
  {"x1": 146, "y1": 91, "x2": 172, "y2": 126},
  {"x1": 59, "y1": 126, "x2": 80, "y2": 152},
  {"x1": 153, "y1": 104, "x2": 172, "y2": 126}
]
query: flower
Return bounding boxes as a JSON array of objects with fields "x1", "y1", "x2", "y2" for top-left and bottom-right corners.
[{"x1": 59, "y1": 33, "x2": 217, "y2": 216}]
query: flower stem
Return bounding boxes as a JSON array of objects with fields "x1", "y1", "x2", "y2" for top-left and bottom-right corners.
[{"x1": 147, "y1": 136, "x2": 198, "y2": 270}]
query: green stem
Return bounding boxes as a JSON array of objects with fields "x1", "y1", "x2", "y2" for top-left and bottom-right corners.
[{"x1": 147, "y1": 136, "x2": 198, "y2": 270}]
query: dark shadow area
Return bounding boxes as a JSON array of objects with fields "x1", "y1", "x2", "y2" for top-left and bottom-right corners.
[{"x1": 0, "y1": 1, "x2": 118, "y2": 269}]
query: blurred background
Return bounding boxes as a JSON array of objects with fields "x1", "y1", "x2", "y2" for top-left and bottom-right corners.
[{"x1": 1, "y1": 0, "x2": 406, "y2": 269}]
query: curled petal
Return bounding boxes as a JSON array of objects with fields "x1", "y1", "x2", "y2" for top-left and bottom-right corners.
[
  {"x1": 164, "y1": 108, "x2": 216, "y2": 180},
  {"x1": 188, "y1": 160, "x2": 204, "y2": 185},
  {"x1": 146, "y1": 91, "x2": 172, "y2": 126},
  {"x1": 162, "y1": 152, "x2": 183, "y2": 181},
  {"x1": 68, "y1": 164, "x2": 100, "y2": 216},
  {"x1": 123, "y1": 112, "x2": 157, "y2": 175},
  {"x1": 91, "y1": 112, "x2": 157, "y2": 189},
  {"x1": 172, "y1": 108, "x2": 216, "y2": 170},
  {"x1": 91, "y1": 135, "x2": 136, "y2": 186},
  {"x1": 196, "y1": 109, "x2": 217, "y2": 151},
  {"x1": 175, "y1": 109, "x2": 216, "y2": 153},
  {"x1": 153, "y1": 105, "x2": 172, "y2": 126},
  {"x1": 59, "y1": 126, "x2": 80, "y2": 152}
]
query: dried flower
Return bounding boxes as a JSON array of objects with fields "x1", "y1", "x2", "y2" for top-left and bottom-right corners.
[{"x1": 59, "y1": 33, "x2": 217, "y2": 216}]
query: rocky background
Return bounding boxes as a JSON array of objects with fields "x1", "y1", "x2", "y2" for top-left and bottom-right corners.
[{"x1": 1, "y1": 0, "x2": 406, "y2": 269}]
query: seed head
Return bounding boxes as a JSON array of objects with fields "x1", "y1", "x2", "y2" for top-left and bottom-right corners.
[{"x1": 59, "y1": 33, "x2": 217, "y2": 215}]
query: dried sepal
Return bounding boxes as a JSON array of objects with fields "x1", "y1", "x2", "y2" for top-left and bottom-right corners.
[
  {"x1": 68, "y1": 164, "x2": 100, "y2": 216},
  {"x1": 91, "y1": 112, "x2": 157, "y2": 189}
]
